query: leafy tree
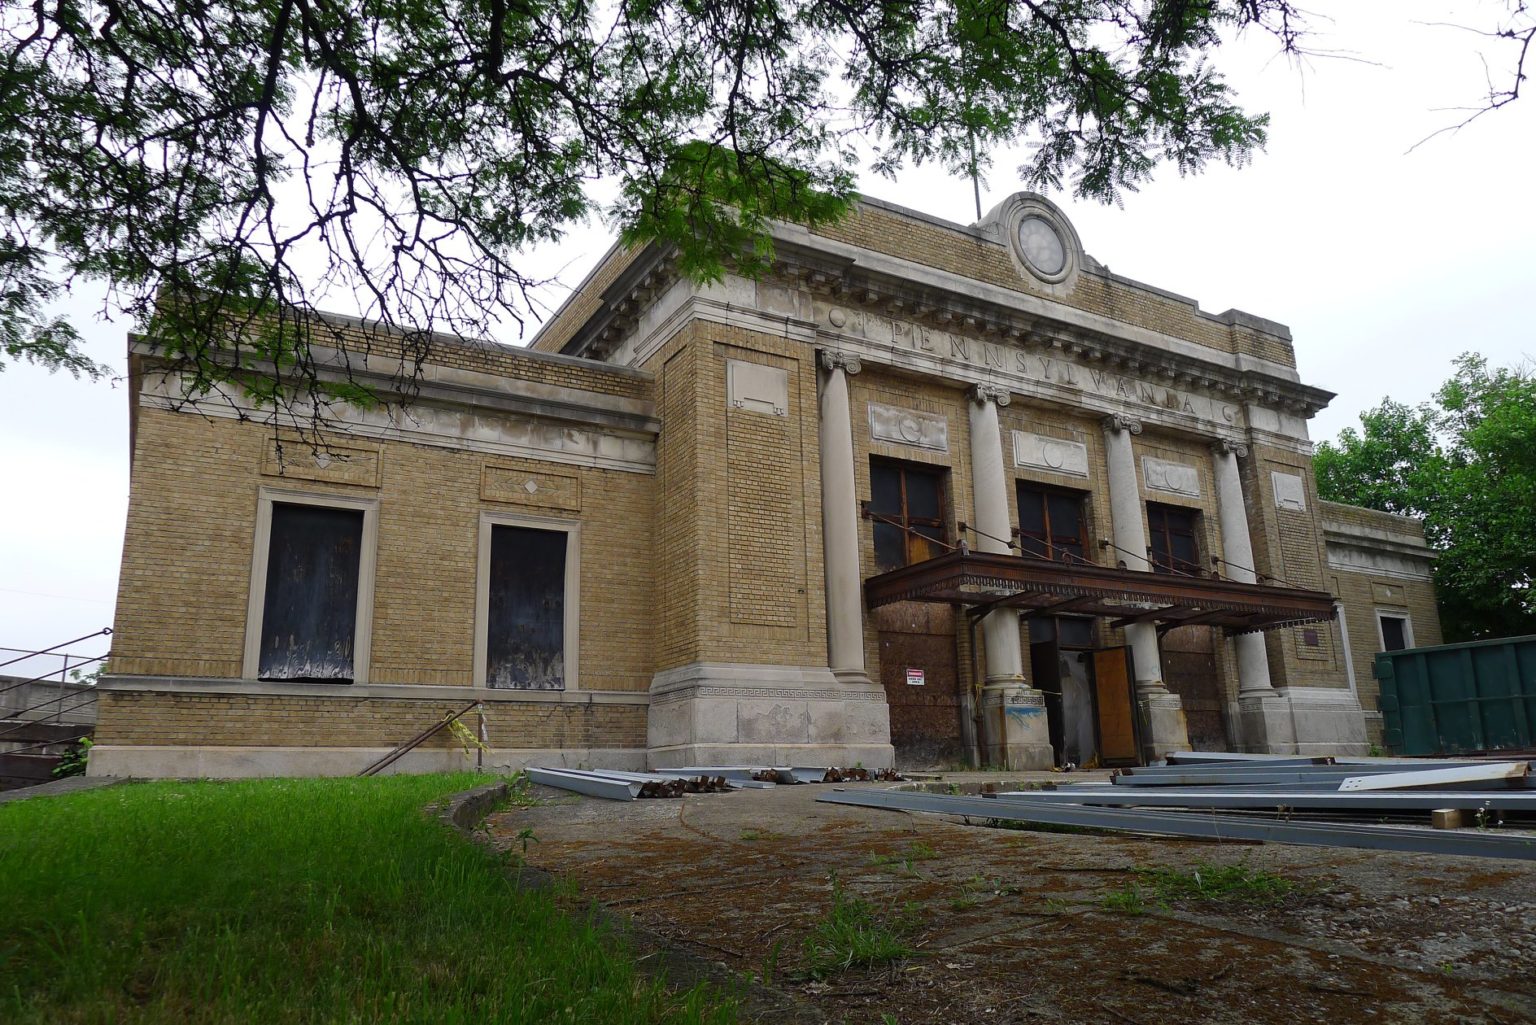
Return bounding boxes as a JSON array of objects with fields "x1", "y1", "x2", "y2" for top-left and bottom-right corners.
[
  {"x1": 2, "y1": 0, "x2": 1532, "y2": 425},
  {"x1": 1315, "y1": 355, "x2": 1536, "y2": 642}
]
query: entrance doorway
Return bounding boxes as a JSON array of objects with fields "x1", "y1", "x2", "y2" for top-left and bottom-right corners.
[
  {"x1": 1028, "y1": 619, "x2": 1140, "y2": 768},
  {"x1": 1161, "y1": 625, "x2": 1230, "y2": 750},
  {"x1": 875, "y1": 603, "x2": 965, "y2": 769}
]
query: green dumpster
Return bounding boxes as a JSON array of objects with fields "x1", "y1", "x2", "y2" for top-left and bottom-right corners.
[{"x1": 1375, "y1": 634, "x2": 1536, "y2": 755}]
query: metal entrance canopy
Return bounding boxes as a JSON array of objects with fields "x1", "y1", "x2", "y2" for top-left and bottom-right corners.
[{"x1": 863, "y1": 550, "x2": 1337, "y2": 634}]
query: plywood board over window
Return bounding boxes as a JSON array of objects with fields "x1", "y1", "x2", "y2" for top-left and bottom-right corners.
[
  {"x1": 474, "y1": 513, "x2": 580, "y2": 690},
  {"x1": 243, "y1": 488, "x2": 379, "y2": 683}
]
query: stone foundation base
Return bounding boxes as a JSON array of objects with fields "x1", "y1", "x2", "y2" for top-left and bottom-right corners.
[
  {"x1": 1138, "y1": 690, "x2": 1191, "y2": 761},
  {"x1": 86, "y1": 745, "x2": 647, "y2": 778},
  {"x1": 646, "y1": 662, "x2": 894, "y2": 769},
  {"x1": 978, "y1": 683, "x2": 1053, "y2": 770},
  {"x1": 1236, "y1": 687, "x2": 1370, "y2": 756}
]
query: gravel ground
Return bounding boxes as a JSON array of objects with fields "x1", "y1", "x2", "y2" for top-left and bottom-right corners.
[{"x1": 487, "y1": 777, "x2": 1536, "y2": 1025}]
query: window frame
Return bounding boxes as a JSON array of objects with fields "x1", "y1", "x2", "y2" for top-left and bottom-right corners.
[
  {"x1": 868, "y1": 457, "x2": 950, "y2": 572},
  {"x1": 1015, "y1": 480, "x2": 1091, "y2": 564},
  {"x1": 473, "y1": 510, "x2": 582, "y2": 691},
  {"x1": 1145, "y1": 501, "x2": 1202, "y2": 576},
  {"x1": 243, "y1": 487, "x2": 379, "y2": 683},
  {"x1": 1375, "y1": 610, "x2": 1415, "y2": 652}
]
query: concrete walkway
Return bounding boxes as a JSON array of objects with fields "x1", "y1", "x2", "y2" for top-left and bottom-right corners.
[{"x1": 0, "y1": 775, "x2": 121, "y2": 805}]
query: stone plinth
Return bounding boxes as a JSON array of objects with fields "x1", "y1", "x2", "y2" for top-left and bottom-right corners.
[
  {"x1": 978, "y1": 683, "x2": 1054, "y2": 770},
  {"x1": 647, "y1": 662, "x2": 894, "y2": 769},
  {"x1": 1237, "y1": 686, "x2": 1370, "y2": 756}
]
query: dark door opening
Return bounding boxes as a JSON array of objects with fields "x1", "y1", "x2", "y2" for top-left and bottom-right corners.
[{"x1": 1028, "y1": 619, "x2": 1140, "y2": 768}]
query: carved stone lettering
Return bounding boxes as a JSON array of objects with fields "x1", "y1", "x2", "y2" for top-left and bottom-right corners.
[
  {"x1": 813, "y1": 299, "x2": 1249, "y2": 428},
  {"x1": 1013, "y1": 432, "x2": 1089, "y2": 477},
  {"x1": 1142, "y1": 456, "x2": 1201, "y2": 497},
  {"x1": 869, "y1": 403, "x2": 949, "y2": 452}
]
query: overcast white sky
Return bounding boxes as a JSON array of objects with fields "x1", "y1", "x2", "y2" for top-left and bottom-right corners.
[{"x1": 2, "y1": 2, "x2": 1532, "y2": 662}]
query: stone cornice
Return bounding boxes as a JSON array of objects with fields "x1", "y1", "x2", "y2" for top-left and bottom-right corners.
[
  {"x1": 760, "y1": 237, "x2": 1331, "y2": 417},
  {"x1": 128, "y1": 337, "x2": 659, "y2": 436}
]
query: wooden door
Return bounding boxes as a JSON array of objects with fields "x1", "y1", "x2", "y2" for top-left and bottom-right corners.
[
  {"x1": 1160, "y1": 625, "x2": 1230, "y2": 750},
  {"x1": 1091, "y1": 646, "x2": 1140, "y2": 765},
  {"x1": 874, "y1": 603, "x2": 964, "y2": 769}
]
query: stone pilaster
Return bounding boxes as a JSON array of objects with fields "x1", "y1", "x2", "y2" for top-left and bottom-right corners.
[
  {"x1": 969, "y1": 384, "x2": 1052, "y2": 769},
  {"x1": 1102, "y1": 413, "x2": 1189, "y2": 759}
]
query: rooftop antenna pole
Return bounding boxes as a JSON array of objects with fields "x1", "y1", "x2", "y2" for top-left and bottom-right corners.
[{"x1": 968, "y1": 131, "x2": 982, "y2": 222}]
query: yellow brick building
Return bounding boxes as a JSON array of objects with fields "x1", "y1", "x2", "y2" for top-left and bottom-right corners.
[{"x1": 91, "y1": 193, "x2": 1439, "y2": 775}]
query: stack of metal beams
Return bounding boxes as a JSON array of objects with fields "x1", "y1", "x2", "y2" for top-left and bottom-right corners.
[
  {"x1": 816, "y1": 753, "x2": 1536, "y2": 861},
  {"x1": 527, "y1": 764, "x2": 903, "y2": 800}
]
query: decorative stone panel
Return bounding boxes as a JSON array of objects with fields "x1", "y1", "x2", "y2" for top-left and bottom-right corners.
[{"x1": 869, "y1": 402, "x2": 949, "y2": 453}]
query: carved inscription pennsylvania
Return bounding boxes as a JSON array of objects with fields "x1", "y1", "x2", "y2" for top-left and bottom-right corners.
[{"x1": 800, "y1": 297, "x2": 1244, "y2": 427}]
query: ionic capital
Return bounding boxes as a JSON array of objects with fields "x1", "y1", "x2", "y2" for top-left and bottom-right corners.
[
  {"x1": 1102, "y1": 413, "x2": 1143, "y2": 435},
  {"x1": 818, "y1": 349, "x2": 862, "y2": 375},
  {"x1": 968, "y1": 383, "x2": 1011, "y2": 407},
  {"x1": 1212, "y1": 438, "x2": 1249, "y2": 459}
]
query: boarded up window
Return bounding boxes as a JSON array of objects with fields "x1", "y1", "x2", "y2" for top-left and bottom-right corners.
[
  {"x1": 486, "y1": 525, "x2": 567, "y2": 690},
  {"x1": 259, "y1": 503, "x2": 363, "y2": 681}
]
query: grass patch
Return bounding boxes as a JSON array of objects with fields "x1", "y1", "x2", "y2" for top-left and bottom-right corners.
[
  {"x1": 1101, "y1": 861, "x2": 1294, "y2": 914},
  {"x1": 868, "y1": 839, "x2": 939, "y2": 870},
  {"x1": 737, "y1": 829, "x2": 783, "y2": 843},
  {"x1": 984, "y1": 817, "x2": 1107, "y2": 836},
  {"x1": 801, "y1": 878, "x2": 918, "y2": 979},
  {"x1": 0, "y1": 774, "x2": 734, "y2": 1024}
]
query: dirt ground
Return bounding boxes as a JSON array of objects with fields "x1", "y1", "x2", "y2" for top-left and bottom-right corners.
[{"x1": 486, "y1": 776, "x2": 1536, "y2": 1025}]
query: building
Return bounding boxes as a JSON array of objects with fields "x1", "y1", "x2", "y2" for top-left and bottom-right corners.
[{"x1": 89, "y1": 192, "x2": 1441, "y2": 777}]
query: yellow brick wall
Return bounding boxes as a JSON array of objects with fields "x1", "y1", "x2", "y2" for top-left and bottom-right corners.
[
  {"x1": 1320, "y1": 501, "x2": 1443, "y2": 733},
  {"x1": 1242, "y1": 445, "x2": 1352, "y2": 691},
  {"x1": 1329, "y1": 569, "x2": 1442, "y2": 719},
  {"x1": 643, "y1": 321, "x2": 829, "y2": 670},
  {"x1": 112, "y1": 407, "x2": 655, "y2": 695},
  {"x1": 96, "y1": 691, "x2": 647, "y2": 749}
]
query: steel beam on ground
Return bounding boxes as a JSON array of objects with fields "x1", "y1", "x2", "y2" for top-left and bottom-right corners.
[
  {"x1": 1340, "y1": 761, "x2": 1531, "y2": 792},
  {"x1": 996, "y1": 789, "x2": 1536, "y2": 812},
  {"x1": 527, "y1": 767, "x2": 641, "y2": 801},
  {"x1": 1110, "y1": 764, "x2": 1525, "y2": 787},
  {"x1": 1166, "y1": 752, "x2": 1338, "y2": 766},
  {"x1": 814, "y1": 788, "x2": 1536, "y2": 861}
]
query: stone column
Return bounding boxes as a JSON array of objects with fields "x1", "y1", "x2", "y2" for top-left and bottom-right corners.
[
  {"x1": 1101, "y1": 414, "x2": 1189, "y2": 759},
  {"x1": 1211, "y1": 440, "x2": 1273, "y2": 695},
  {"x1": 1212, "y1": 438, "x2": 1299, "y2": 753},
  {"x1": 817, "y1": 350, "x2": 868, "y2": 681},
  {"x1": 969, "y1": 384, "x2": 1052, "y2": 769}
]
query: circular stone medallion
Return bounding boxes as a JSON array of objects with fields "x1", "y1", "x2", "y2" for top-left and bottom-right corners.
[{"x1": 1017, "y1": 215, "x2": 1067, "y2": 277}]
